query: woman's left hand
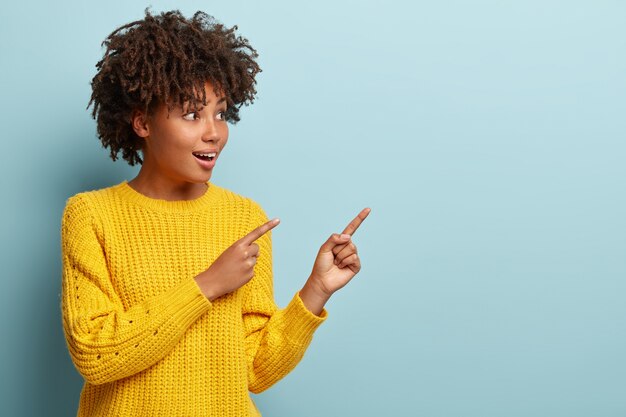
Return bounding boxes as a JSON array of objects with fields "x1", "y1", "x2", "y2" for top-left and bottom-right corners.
[{"x1": 306, "y1": 207, "x2": 371, "y2": 298}]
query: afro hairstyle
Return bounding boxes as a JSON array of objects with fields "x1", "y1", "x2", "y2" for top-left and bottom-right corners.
[{"x1": 87, "y1": 7, "x2": 262, "y2": 166}]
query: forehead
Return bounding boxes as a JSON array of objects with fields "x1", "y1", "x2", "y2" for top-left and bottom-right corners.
[
  {"x1": 195, "y1": 80, "x2": 227, "y2": 100},
  {"x1": 180, "y1": 82, "x2": 227, "y2": 107},
  {"x1": 149, "y1": 80, "x2": 227, "y2": 116}
]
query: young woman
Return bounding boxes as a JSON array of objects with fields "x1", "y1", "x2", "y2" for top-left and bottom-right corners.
[{"x1": 60, "y1": 8, "x2": 370, "y2": 417}]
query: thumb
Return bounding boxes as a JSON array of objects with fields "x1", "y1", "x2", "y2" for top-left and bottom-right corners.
[{"x1": 319, "y1": 233, "x2": 351, "y2": 254}]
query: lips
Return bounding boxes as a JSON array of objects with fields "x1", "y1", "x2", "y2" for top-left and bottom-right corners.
[{"x1": 193, "y1": 151, "x2": 217, "y2": 169}]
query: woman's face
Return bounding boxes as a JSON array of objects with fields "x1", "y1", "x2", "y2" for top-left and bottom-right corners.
[{"x1": 132, "y1": 81, "x2": 229, "y2": 186}]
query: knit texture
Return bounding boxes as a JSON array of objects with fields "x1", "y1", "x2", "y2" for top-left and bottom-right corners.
[{"x1": 60, "y1": 180, "x2": 328, "y2": 417}]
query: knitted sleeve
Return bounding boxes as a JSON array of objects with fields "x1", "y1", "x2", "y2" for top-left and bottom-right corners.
[
  {"x1": 60, "y1": 194, "x2": 213, "y2": 385},
  {"x1": 242, "y1": 203, "x2": 328, "y2": 394}
]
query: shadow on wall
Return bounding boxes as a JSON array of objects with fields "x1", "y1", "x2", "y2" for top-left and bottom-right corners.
[{"x1": 23, "y1": 123, "x2": 136, "y2": 417}]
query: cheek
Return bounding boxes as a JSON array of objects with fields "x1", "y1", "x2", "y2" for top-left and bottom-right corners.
[
  {"x1": 152, "y1": 133, "x2": 193, "y2": 161},
  {"x1": 221, "y1": 125, "x2": 229, "y2": 144}
]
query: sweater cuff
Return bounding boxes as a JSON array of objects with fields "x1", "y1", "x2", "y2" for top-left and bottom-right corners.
[
  {"x1": 282, "y1": 291, "x2": 328, "y2": 345},
  {"x1": 164, "y1": 276, "x2": 213, "y2": 325}
]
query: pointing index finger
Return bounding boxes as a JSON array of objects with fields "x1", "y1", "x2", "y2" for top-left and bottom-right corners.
[
  {"x1": 241, "y1": 218, "x2": 280, "y2": 245},
  {"x1": 341, "y1": 207, "x2": 371, "y2": 237}
]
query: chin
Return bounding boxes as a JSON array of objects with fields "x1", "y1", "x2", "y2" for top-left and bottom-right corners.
[
  {"x1": 201, "y1": 173, "x2": 213, "y2": 183},
  {"x1": 185, "y1": 174, "x2": 212, "y2": 184}
]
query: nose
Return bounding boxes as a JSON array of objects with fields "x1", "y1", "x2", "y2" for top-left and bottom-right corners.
[{"x1": 201, "y1": 118, "x2": 220, "y2": 143}]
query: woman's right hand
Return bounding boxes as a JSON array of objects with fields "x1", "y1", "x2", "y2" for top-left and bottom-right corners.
[{"x1": 194, "y1": 217, "x2": 280, "y2": 301}]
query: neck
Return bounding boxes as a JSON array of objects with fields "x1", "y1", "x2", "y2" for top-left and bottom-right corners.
[{"x1": 128, "y1": 168, "x2": 208, "y2": 201}]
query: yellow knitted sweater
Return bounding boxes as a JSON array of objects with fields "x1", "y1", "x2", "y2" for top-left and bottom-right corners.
[{"x1": 60, "y1": 180, "x2": 327, "y2": 417}]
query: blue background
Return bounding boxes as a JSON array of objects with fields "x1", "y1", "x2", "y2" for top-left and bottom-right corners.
[{"x1": 1, "y1": 1, "x2": 625, "y2": 416}]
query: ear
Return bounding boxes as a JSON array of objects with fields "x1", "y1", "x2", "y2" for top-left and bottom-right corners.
[{"x1": 131, "y1": 109, "x2": 150, "y2": 138}]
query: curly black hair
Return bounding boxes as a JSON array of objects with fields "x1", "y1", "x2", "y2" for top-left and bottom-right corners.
[{"x1": 87, "y1": 7, "x2": 262, "y2": 166}]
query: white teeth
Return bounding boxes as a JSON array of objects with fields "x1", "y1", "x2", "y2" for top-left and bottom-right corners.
[{"x1": 194, "y1": 152, "x2": 216, "y2": 157}]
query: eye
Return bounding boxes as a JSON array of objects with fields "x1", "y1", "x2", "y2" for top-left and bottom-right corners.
[
  {"x1": 182, "y1": 111, "x2": 199, "y2": 121},
  {"x1": 217, "y1": 110, "x2": 227, "y2": 121}
]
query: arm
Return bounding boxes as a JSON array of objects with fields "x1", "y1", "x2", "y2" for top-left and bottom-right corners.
[
  {"x1": 242, "y1": 204, "x2": 327, "y2": 394},
  {"x1": 60, "y1": 194, "x2": 212, "y2": 385}
]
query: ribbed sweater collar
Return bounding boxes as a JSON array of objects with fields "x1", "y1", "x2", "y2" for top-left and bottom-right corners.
[{"x1": 113, "y1": 180, "x2": 219, "y2": 213}]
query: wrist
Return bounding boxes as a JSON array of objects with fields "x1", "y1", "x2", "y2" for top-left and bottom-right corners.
[
  {"x1": 194, "y1": 275, "x2": 218, "y2": 302},
  {"x1": 299, "y1": 278, "x2": 331, "y2": 316}
]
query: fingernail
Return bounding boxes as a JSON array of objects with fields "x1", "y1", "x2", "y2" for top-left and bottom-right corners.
[{"x1": 341, "y1": 234, "x2": 350, "y2": 239}]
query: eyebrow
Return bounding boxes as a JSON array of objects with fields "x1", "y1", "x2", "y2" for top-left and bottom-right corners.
[
  {"x1": 198, "y1": 97, "x2": 227, "y2": 106},
  {"x1": 182, "y1": 97, "x2": 227, "y2": 111}
]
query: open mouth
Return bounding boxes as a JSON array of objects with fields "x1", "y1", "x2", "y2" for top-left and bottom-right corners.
[{"x1": 192, "y1": 152, "x2": 216, "y2": 161}]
